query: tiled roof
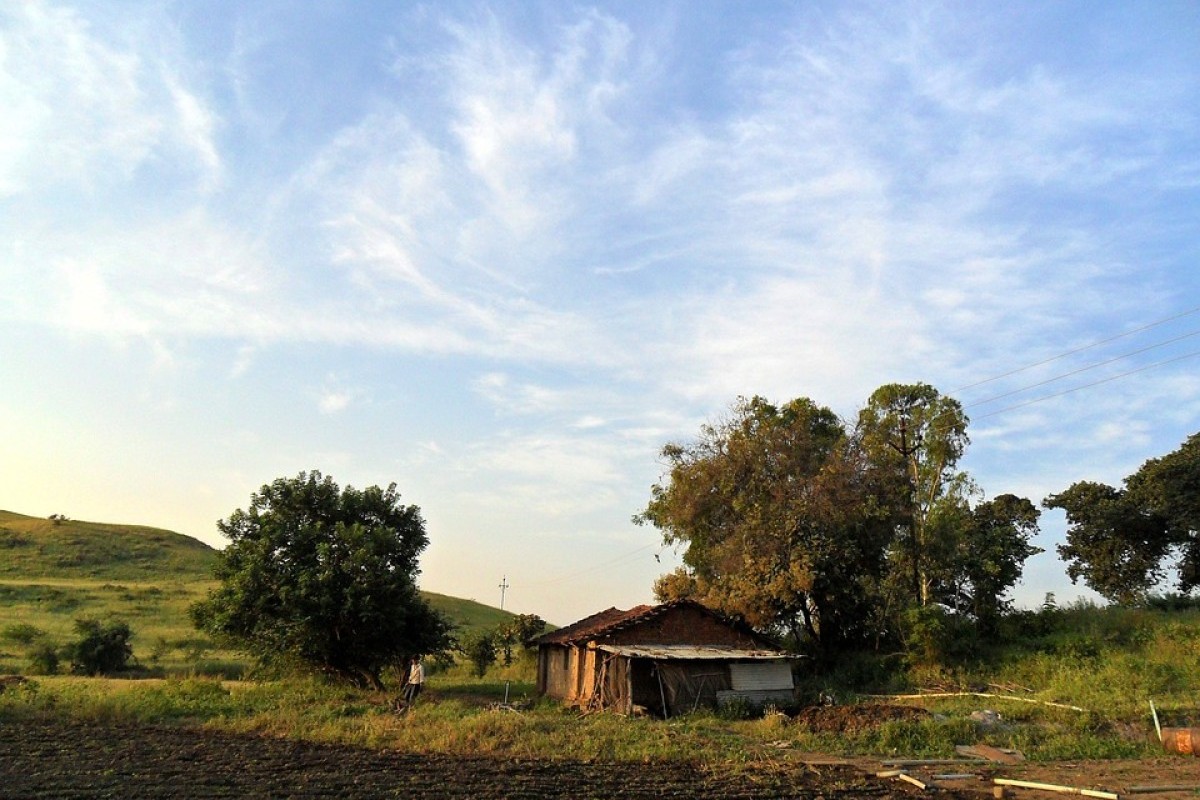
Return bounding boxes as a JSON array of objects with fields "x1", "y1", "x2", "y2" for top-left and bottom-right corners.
[
  {"x1": 532, "y1": 604, "x2": 652, "y2": 645},
  {"x1": 533, "y1": 599, "x2": 767, "y2": 646}
]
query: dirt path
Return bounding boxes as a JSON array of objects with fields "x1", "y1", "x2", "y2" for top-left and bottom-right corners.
[{"x1": 0, "y1": 716, "x2": 976, "y2": 799}]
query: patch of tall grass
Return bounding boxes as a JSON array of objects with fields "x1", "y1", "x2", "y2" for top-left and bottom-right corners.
[
  {"x1": 0, "y1": 578, "x2": 242, "y2": 674},
  {"x1": 3, "y1": 599, "x2": 1196, "y2": 764},
  {"x1": 0, "y1": 671, "x2": 1160, "y2": 764}
]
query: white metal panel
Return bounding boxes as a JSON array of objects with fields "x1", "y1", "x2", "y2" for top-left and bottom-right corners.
[{"x1": 729, "y1": 661, "x2": 793, "y2": 691}]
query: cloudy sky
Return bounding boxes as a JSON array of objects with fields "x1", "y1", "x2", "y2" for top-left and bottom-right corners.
[{"x1": 2, "y1": 1, "x2": 1198, "y2": 624}]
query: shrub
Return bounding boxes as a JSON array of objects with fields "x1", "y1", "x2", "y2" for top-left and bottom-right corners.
[
  {"x1": 901, "y1": 606, "x2": 978, "y2": 665},
  {"x1": 27, "y1": 643, "x2": 59, "y2": 675},
  {"x1": 1, "y1": 623, "x2": 45, "y2": 645},
  {"x1": 461, "y1": 630, "x2": 498, "y2": 678},
  {"x1": 66, "y1": 619, "x2": 134, "y2": 675}
]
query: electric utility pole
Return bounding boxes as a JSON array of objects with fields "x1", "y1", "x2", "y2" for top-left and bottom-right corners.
[{"x1": 498, "y1": 575, "x2": 509, "y2": 611}]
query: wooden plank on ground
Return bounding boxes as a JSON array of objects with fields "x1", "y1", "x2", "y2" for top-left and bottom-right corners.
[
  {"x1": 956, "y1": 744, "x2": 1025, "y2": 764},
  {"x1": 994, "y1": 778, "x2": 1118, "y2": 799}
]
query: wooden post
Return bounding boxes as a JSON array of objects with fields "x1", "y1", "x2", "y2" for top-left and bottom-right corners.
[{"x1": 656, "y1": 663, "x2": 669, "y2": 720}]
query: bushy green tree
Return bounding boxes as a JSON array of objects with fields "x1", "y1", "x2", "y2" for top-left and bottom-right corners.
[
  {"x1": 190, "y1": 471, "x2": 453, "y2": 689},
  {"x1": 495, "y1": 614, "x2": 547, "y2": 665},
  {"x1": 27, "y1": 643, "x2": 60, "y2": 675},
  {"x1": 857, "y1": 383, "x2": 970, "y2": 608},
  {"x1": 640, "y1": 387, "x2": 1040, "y2": 654},
  {"x1": 461, "y1": 629, "x2": 498, "y2": 677},
  {"x1": 957, "y1": 494, "x2": 1042, "y2": 633},
  {"x1": 1129, "y1": 432, "x2": 1200, "y2": 591},
  {"x1": 67, "y1": 619, "x2": 133, "y2": 675},
  {"x1": 1047, "y1": 431, "x2": 1200, "y2": 603},
  {"x1": 1046, "y1": 481, "x2": 1168, "y2": 604},
  {"x1": 2, "y1": 623, "x2": 45, "y2": 645},
  {"x1": 638, "y1": 396, "x2": 898, "y2": 650},
  {"x1": 502, "y1": 613, "x2": 548, "y2": 645}
]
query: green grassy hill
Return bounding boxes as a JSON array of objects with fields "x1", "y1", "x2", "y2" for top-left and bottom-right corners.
[
  {"x1": 0, "y1": 509, "x2": 520, "y2": 676},
  {"x1": 422, "y1": 591, "x2": 520, "y2": 633},
  {"x1": 0, "y1": 510, "x2": 218, "y2": 580}
]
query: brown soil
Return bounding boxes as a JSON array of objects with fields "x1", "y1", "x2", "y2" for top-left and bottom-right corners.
[
  {"x1": 0, "y1": 715, "x2": 974, "y2": 799},
  {"x1": 5, "y1": 712, "x2": 1200, "y2": 799}
]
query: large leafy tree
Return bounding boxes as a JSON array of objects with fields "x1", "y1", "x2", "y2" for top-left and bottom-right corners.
[
  {"x1": 857, "y1": 383, "x2": 970, "y2": 607},
  {"x1": 191, "y1": 471, "x2": 452, "y2": 689},
  {"x1": 1047, "y1": 431, "x2": 1200, "y2": 603},
  {"x1": 637, "y1": 396, "x2": 898, "y2": 650},
  {"x1": 1128, "y1": 433, "x2": 1200, "y2": 591},
  {"x1": 952, "y1": 494, "x2": 1042, "y2": 633},
  {"x1": 641, "y1": 387, "x2": 1041, "y2": 654},
  {"x1": 1045, "y1": 481, "x2": 1172, "y2": 604}
]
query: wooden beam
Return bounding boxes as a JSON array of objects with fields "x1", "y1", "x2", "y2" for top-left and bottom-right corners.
[{"x1": 994, "y1": 778, "x2": 1118, "y2": 799}]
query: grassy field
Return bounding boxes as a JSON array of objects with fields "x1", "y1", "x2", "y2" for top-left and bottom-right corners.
[
  {"x1": 3, "y1": 600, "x2": 1196, "y2": 763},
  {"x1": 0, "y1": 509, "x2": 520, "y2": 676},
  {"x1": 0, "y1": 663, "x2": 1171, "y2": 765}
]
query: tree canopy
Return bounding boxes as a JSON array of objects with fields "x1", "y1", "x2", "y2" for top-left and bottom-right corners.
[
  {"x1": 1047, "y1": 431, "x2": 1200, "y2": 603},
  {"x1": 638, "y1": 386, "x2": 1040, "y2": 654},
  {"x1": 857, "y1": 383, "x2": 971, "y2": 607},
  {"x1": 191, "y1": 471, "x2": 452, "y2": 689},
  {"x1": 638, "y1": 396, "x2": 896, "y2": 649}
]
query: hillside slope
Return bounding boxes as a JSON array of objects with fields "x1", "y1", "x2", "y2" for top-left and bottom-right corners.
[
  {"x1": 422, "y1": 591, "x2": 519, "y2": 633},
  {"x1": 0, "y1": 510, "x2": 517, "y2": 674},
  {"x1": 0, "y1": 510, "x2": 218, "y2": 581}
]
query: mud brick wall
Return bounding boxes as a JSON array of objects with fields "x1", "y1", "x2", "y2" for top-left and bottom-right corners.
[{"x1": 600, "y1": 606, "x2": 758, "y2": 648}]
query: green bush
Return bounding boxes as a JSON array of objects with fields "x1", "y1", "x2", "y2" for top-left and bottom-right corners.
[
  {"x1": 460, "y1": 630, "x2": 498, "y2": 678},
  {"x1": 901, "y1": 606, "x2": 978, "y2": 665},
  {"x1": 2, "y1": 623, "x2": 45, "y2": 644},
  {"x1": 26, "y1": 643, "x2": 59, "y2": 675},
  {"x1": 66, "y1": 619, "x2": 134, "y2": 675}
]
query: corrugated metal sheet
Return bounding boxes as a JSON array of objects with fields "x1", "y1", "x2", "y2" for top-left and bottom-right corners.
[
  {"x1": 595, "y1": 644, "x2": 793, "y2": 661},
  {"x1": 729, "y1": 661, "x2": 793, "y2": 691}
]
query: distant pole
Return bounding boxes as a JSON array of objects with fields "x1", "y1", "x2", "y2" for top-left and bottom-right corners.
[{"x1": 499, "y1": 575, "x2": 509, "y2": 610}]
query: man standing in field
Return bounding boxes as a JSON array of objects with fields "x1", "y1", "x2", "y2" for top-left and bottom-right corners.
[{"x1": 403, "y1": 657, "x2": 424, "y2": 706}]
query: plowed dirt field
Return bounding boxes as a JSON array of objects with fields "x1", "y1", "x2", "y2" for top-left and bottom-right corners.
[
  {"x1": 7, "y1": 714, "x2": 1200, "y2": 799},
  {"x1": 0, "y1": 716, "x2": 975, "y2": 799}
]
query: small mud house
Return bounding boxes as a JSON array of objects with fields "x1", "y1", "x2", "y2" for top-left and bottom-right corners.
[{"x1": 533, "y1": 600, "x2": 796, "y2": 717}]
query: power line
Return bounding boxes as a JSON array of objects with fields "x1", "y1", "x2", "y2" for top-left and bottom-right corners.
[
  {"x1": 520, "y1": 541, "x2": 662, "y2": 588},
  {"x1": 965, "y1": 328, "x2": 1200, "y2": 409},
  {"x1": 974, "y1": 348, "x2": 1200, "y2": 420},
  {"x1": 952, "y1": 304, "x2": 1200, "y2": 394}
]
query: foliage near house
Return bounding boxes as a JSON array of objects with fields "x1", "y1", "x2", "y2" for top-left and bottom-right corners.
[{"x1": 639, "y1": 385, "x2": 1043, "y2": 655}]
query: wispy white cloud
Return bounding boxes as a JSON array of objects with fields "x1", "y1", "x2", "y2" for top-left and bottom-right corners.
[
  {"x1": 1, "y1": 2, "x2": 1196, "y2": 619},
  {"x1": 0, "y1": 1, "x2": 220, "y2": 196}
]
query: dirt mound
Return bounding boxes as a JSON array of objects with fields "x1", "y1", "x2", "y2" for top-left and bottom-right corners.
[{"x1": 792, "y1": 703, "x2": 932, "y2": 734}]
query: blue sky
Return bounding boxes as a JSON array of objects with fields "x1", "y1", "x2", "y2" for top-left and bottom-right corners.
[{"x1": 2, "y1": 1, "x2": 1198, "y2": 624}]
